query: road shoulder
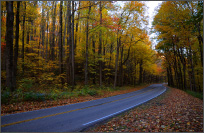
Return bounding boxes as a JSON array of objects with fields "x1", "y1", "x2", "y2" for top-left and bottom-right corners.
[{"x1": 86, "y1": 86, "x2": 203, "y2": 132}]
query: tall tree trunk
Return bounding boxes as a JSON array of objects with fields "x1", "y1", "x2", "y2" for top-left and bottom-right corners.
[
  {"x1": 108, "y1": 41, "x2": 113, "y2": 85},
  {"x1": 75, "y1": 1, "x2": 80, "y2": 53},
  {"x1": 189, "y1": 43, "x2": 197, "y2": 91},
  {"x1": 197, "y1": 23, "x2": 203, "y2": 67},
  {"x1": 51, "y1": 1, "x2": 56, "y2": 61},
  {"x1": 180, "y1": 47, "x2": 187, "y2": 90},
  {"x1": 41, "y1": 3, "x2": 45, "y2": 58},
  {"x1": 92, "y1": 34, "x2": 96, "y2": 84},
  {"x1": 98, "y1": 1, "x2": 103, "y2": 86},
  {"x1": 46, "y1": 10, "x2": 49, "y2": 61},
  {"x1": 119, "y1": 46, "x2": 123, "y2": 86},
  {"x1": 85, "y1": 2, "x2": 91, "y2": 85},
  {"x1": 66, "y1": 1, "x2": 71, "y2": 85},
  {"x1": 71, "y1": 1, "x2": 75, "y2": 89},
  {"x1": 13, "y1": 1, "x2": 20, "y2": 90},
  {"x1": 6, "y1": 1, "x2": 14, "y2": 91},
  {"x1": 59, "y1": 1, "x2": 63, "y2": 75},
  {"x1": 114, "y1": 36, "x2": 121, "y2": 89},
  {"x1": 63, "y1": 1, "x2": 67, "y2": 59},
  {"x1": 22, "y1": 2, "x2": 26, "y2": 74},
  {"x1": 59, "y1": 1, "x2": 63, "y2": 86}
]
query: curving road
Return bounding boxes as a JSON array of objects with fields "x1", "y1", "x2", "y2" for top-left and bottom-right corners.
[{"x1": 1, "y1": 84, "x2": 166, "y2": 132}]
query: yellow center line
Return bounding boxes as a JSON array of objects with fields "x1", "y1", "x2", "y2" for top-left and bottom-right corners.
[{"x1": 1, "y1": 87, "x2": 155, "y2": 128}]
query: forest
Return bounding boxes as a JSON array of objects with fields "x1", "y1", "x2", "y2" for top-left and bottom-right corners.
[{"x1": 1, "y1": 1, "x2": 203, "y2": 104}]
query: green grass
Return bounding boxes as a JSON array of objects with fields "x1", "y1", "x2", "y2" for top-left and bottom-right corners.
[{"x1": 185, "y1": 90, "x2": 203, "y2": 100}]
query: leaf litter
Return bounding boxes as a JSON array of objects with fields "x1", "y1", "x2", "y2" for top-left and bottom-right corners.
[{"x1": 86, "y1": 86, "x2": 203, "y2": 132}]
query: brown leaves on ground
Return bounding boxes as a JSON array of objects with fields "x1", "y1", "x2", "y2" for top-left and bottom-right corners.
[
  {"x1": 87, "y1": 86, "x2": 203, "y2": 132},
  {"x1": 1, "y1": 85, "x2": 149, "y2": 116}
]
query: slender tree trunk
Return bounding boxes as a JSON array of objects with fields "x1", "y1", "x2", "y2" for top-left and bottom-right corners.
[
  {"x1": 180, "y1": 47, "x2": 187, "y2": 90},
  {"x1": 13, "y1": 1, "x2": 20, "y2": 88},
  {"x1": 6, "y1": 1, "x2": 14, "y2": 91},
  {"x1": 51, "y1": 1, "x2": 56, "y2": 61},
  {"x1": 46, "y1": 10, "x2": 49, "y2": 61},
  {"x1": 75, "y1": 1, "x2": 80, "y2": 53},
  {"x1": 108, "y1": 41, "x2": 113, "y2": 85},
  {"x1": 119, "y1": 46, "x2": 123, "y2": 86},
  {"x1": 41, "y1": 3, "x2": 45, "y2": 58},
  {"x1": 114, "y1": 36, "x2": 121, "y2": 89},
  {"x1": 99, "y1": 1, "x2": 103, "y2": 86},
  {"x1": 85, "y1": 2, "x2": 91, "y2": 85},
  {"x1": 189, "y1": 43, "x2": 197, "y2": 91},
  {"x1": 92, "y1": 34, "x2": 96, "y2": 84},
  {"x1": 71, "y1": 1, "x2": 75, "y2": 89},
  {"x1": 66, "y1": 1, "x2": 71, "y2": 85},
  {"x1": 63, "y1": 1, "x2": 67, "y2": 59},
  {"x1": 22, "y1": 2, "x2": 26, "y2": 74},
  {"x1": 59, "y1": 1, "x2": 63, "y2": 75},
  {"x1": 13, "y1": 1, "x2": 20, "y2": 89},
  {"x1": 58, "y1": 1, "x2": 64, "y2": 86}
]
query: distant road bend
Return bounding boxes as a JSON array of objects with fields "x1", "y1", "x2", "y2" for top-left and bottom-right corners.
[{"x1": 1, "y1": 84, "x2": 167, "y2": 132}]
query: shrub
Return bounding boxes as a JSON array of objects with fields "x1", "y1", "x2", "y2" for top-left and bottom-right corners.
[
  {"x1": 1, "y1": 91, "x2": 11, "y2": 104},
  {"x1": 20, "y1": 78, "x2": 34, "y2": 90},
  {"x1": 87, "y1": 89, "x2": 98, "y2": 96},
  {"x1": 185, "y1": 90, "x2": 203, "y2": 100},
  {"x1": 24, "y1": 92, "x2": 45, "y2": 101}
]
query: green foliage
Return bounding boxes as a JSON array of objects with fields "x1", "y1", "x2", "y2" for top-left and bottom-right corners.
[
  {"x1": 1, "y1": 90, "x2": 11, "y2": 104},
  {"x1": 24, "y1": 92, "x2": 46, "y2": 101},
  {"x1": 74, "y1": 85, "x2": 99, "y2": 96},
  {"x1": 185, "y1": 90, "x2": 203, "y2": 100},
  {"x1": 19, "y1": 78, "x2": 34, "y2": 91},
  {"x1": 14, "y1": 88, "x2": 24, "y2": 100},
  {"x1": 87, "y1": 89, "x2": 98, "y2": 96}
]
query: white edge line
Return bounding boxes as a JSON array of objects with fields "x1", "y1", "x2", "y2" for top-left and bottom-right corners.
[{"x1": 83, "y1": 88, "x2": 166, "y2": 126}]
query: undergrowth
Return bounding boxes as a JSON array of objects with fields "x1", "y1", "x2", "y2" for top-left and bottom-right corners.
[
  {"x1": 1, "y1": 83, "x2": 140, "y2": 104},
  {"x1": 185, "y1": 90, "x2": 203, "y2": 100}
]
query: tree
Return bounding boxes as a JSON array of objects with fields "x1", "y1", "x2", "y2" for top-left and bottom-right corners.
[
  {"x1": 59, "y1": 1, "x2": 63, "y2": 84},
  {"x1": 22, "y1": 1, "x2": 26, "y2": 74},
  {"x1": 153, "y1": 1, "x2": 203, "y2": 92},
  {"x1": 13, "y1": 1, "x2": 21, "y2": 89},
  {"x1": 51, "y1": 1, "x2": 56, "y2": 61},
  {"x1": 5, "y1": 1, "x2": 14, "y2": 91},
  {"x1": 85, "y1": 2, "x2": 91, "y2": 85}
]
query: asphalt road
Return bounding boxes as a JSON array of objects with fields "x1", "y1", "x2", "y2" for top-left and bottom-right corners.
[{"x1": 1, "y1": 84, "x2": 166, "y2": 132}]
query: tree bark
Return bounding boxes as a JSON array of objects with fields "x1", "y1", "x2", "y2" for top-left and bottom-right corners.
[
  {"x1": 114, "y1": 36, "x2": 121, "y2": 89},
  {"x1": 98, "y1": 1, "x2": 103, "y2": 86},
  {"x1": 66, "y1": 1, "x2": 71, "y2": 85},
  {"x1": 85, "y1": 2, "x2": 91, "y2": 85},
  {"x1": 75, "y1": 1, "x2": 80, "y2": 53},
  {"x1": 59, "y1": 1, "x2": 63, "y2": 74},
  {"x1": 71, "y1": 1, "x2": 75, "y2": 89},
  {"x1": 13, "y1": 1, "x2": 20, "y2": 90},
  {"x1": 6, "y1": 1, "x2": 14, "y2": 91},
  {"x1": 46, "y1": 9, "x2": 49, "y2": 61},
  {"x1": 22, "y1": 2, "x2": 26, "y2": 74},
  {"x1": 51, "y1": 1, "x2": 56, "y2": 61},
  {"x1": 41, "y1": 3, "x2": 45, "y2": 58}
]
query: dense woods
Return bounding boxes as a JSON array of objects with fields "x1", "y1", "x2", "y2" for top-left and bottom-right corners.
[
  {"x1": 1, "y1": 1, "x2": 165, "y2": 94},
  {"x1": 1, "y1": 1, "x2": 202, "y2": 98},
  {"x1": 153, "y1": 1, "x2": 203, "y2": 92}
]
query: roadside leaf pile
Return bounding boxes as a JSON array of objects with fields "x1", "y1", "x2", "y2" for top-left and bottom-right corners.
[{"x1": 87, "y1": 86, "x2": 203, "y2": 132}]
